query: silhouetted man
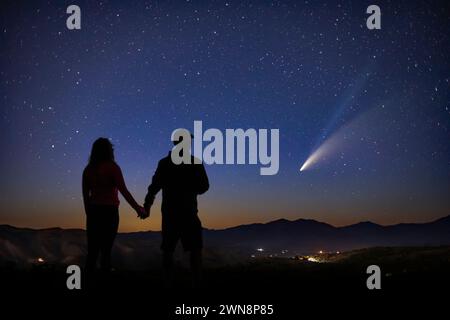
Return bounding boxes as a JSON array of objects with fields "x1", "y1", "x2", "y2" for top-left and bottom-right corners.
[{"x1": 143, "y1": 134, "x2": 209, "y2": 288}]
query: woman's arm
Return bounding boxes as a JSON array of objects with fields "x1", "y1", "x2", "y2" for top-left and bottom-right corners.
[
  {"x1": 114, "y1": 163, "x2": 141, "y2": 211},
  {"x1": 82, "y1": 168, "x2": 91, "y2": 215}
]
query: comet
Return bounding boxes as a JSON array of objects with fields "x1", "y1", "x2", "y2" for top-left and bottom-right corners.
[
  {"x1": 299, "y1": 152, "x2": 317, "y2": 172},
  {"x1": 299, "y1": 107, "x2": 378, "y2": 172},
  {"x1": 300, "y1": 65, "x2": 377, "y2": 172},
  {"x1": 300, "y1": 146, "x2": 324, "y2": 171},
  {"x1": 299, "y1": 130, "x2": 341, "y2": 171}
]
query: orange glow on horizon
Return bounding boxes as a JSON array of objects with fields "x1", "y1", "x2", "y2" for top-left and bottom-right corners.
[{"x1": 2, "y1": 197, "x2": 448, "y2": 232}]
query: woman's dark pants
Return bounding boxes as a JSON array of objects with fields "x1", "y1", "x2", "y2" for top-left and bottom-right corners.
[{"x1": 86, "y1": 205, "x2": 119, "y2": 273}]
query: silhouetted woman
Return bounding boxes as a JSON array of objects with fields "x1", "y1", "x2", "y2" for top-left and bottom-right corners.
[{"x1": 82, "y1": 137, "x2": 143, "y2": 274}]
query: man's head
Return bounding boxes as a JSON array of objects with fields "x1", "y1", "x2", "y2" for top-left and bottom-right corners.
[
  {"x1": 172, "y1": 128, "x2": 194, "y2": 146},
  {"x1": 170, "y1": 128, "x2": 194, "y2": 164}
]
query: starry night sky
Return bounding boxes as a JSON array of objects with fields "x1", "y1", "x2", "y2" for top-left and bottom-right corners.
[{"x1": 1, "y1": 0, "x2": 449, "y2": 231}]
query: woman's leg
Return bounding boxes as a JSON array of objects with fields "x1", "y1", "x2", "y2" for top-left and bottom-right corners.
[
  {"x1": 86, "y1": 210, "x2": 101, "y2": 272},
  {"x1": 100, "y1": 206, "x2": 119, "y2": 273}
]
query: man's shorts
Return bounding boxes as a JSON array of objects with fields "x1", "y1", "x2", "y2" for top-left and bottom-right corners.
[{"x1": 161, "y1": 214, "x2": 203, "y2": 252}]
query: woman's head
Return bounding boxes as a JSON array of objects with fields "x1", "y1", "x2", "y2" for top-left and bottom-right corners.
[{"x1": 89, "y1": 137, "x2": 114, "y2": 166}]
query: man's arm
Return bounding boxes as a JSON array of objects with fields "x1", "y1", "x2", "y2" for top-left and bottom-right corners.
[
  {"x1": 82, "y1": 168, "x2": 90, "y2": 215},
  {"x1": 144, "y1": 160, "x2": 164, "y2": 210},
  {"x1": 195, "y1": 164, "x2": 209, "y2": 195}
]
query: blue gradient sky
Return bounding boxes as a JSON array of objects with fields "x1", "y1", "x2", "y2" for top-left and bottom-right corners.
[{"x1": 1, "y1": 0, "x2": 449, "y2": 231}]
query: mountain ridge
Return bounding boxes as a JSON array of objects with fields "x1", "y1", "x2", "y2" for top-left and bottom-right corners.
[
  {"x1": 1, "y1": 214, "x2": 449, "y2": 269},
  {"x1": 1, "y1": 214, "x2": 448, "y2": 233}
]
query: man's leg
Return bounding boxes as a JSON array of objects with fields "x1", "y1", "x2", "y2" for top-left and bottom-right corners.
[
  {"x1": 190, "y1": 249, "x2": 202, "y2": 289},
  {"x1": 184, "y1": 215, "x2": 203, "y2": 289},
  {"x1": 161, "y1": 215, "x2": 178, "y2": 289},
  {"x1": 162, "y1": 250, "x2": 175, "y2": 289}
]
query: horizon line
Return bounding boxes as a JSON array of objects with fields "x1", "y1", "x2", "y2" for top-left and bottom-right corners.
[{"x1": 1, "y1": 213, "x2": 448, "y2": 233}]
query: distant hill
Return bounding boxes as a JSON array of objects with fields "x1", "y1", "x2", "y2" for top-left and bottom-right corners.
[{"x1": 1, "y1": 215, "x2": 449, "y2": 269}]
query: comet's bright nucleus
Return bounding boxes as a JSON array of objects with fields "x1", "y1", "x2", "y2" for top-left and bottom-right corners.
[
  {"x1": 299, "y1": 135, "x2": 337, "y2": 171},
  {"x1": 299, "y1": 110, "x2": 373, "y2": 172}
]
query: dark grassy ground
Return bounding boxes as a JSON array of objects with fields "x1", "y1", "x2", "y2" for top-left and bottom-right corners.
[{"x1": 1, "y1": 246, "x2": 449, "y2": 317}]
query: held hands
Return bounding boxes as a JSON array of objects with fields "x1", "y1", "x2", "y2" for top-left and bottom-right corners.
[
  {"x1": 141, "y1": 202, "x2": 151, "y2": 220},
  {"x1": 134, "y1": 194, "x2": 153, "y2": 220},
  {"x1": 140, "y1": 194, "x2": 154, "y2": 220},
  {"x1": 135, "y1": 205, "x2": 149, "y2": 220}
]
